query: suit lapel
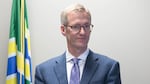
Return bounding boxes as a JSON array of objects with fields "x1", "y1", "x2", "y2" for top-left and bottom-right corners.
[
  {"x1": 54, "y1": 54, "x2": 68, "y2": 84},
  {"x1": 80, "y1": 51, "x2": 99, "y2": 84}
]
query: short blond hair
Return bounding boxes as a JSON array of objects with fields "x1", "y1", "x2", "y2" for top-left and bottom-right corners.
[{"x1": 60, "y1": 3, "x2": 91, "y2": 25}]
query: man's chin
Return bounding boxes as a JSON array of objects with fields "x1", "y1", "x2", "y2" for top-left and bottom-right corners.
[{"x1": 76, "y1": 43, "x2": 88, "y2": 49}]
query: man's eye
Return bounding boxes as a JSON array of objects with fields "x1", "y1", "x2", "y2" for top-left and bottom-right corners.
[
  {"x1": 73, "y1": 25, "x2": 80, "y2": 29},
  {"x1": 85, "y1": 25, "x2": 90, "y2": 28}
]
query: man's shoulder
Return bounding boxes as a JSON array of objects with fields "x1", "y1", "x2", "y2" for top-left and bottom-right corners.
[
  {"x1": 36, "y1": 53, "x2": 65, "y2": 69},
  {"x1": 90, "y1": 50, "x2": 119, "y2": 64}
]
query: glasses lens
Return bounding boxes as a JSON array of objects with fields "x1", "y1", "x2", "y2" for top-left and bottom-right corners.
[{"x1": 67, "y1": 24, "x2": 93, "y2": 33}]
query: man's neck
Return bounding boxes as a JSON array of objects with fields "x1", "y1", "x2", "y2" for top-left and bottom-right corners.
[{"x1": 68, "y1": 47, "x2": 87, "y2": 57}]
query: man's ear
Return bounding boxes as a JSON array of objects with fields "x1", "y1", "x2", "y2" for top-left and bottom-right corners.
[{"x1": 61, "y1": 25, "x2": 66, "y2": 36}]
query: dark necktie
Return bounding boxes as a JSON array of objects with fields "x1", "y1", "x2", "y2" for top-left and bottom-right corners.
[{"x1": 70, "y1": 58, "x2": 80, "y2": 84}]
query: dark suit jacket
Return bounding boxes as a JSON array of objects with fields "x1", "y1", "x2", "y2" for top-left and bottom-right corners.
[{"x1": 35, "y1": 50, "x2": 121, "y2": 84}]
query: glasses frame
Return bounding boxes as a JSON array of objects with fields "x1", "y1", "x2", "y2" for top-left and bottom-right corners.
[{"x1": 65, "y1": 24, "x2": 94, "y2": 33}]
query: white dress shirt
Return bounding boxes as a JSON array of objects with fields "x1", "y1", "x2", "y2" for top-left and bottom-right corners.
[{"x1": 66, "y1": 48, "x2": 89, "y2": 83}]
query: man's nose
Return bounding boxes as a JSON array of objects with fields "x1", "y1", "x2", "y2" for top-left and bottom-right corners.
[{"x1": 79, "y1": 27, "x2": 86, "y2": 34}]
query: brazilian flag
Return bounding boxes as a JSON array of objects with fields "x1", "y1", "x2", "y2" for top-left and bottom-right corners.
[{"x1": 6, "y1": 0, "x2": 32, "y2": 84}]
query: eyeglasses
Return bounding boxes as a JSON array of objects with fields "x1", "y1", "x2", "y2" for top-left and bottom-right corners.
[{"x1": 65, "y1": 24, "x2": 94, "y2": 33}]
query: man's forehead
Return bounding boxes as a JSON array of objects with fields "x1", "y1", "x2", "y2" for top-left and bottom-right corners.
[{"x1": 67, "y1": 11, "x2": 90, "y2": 19}]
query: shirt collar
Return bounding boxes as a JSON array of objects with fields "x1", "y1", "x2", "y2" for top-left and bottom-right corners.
[{"x1": 66, "y1": 48, "x2": 89, "y2": 62}]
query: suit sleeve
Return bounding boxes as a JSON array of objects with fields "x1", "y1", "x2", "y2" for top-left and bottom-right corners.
[
  {"x1": 106, "y1": 62, "x2": 121, "y2": 84},
  {"x1": 34, "y1": 66, "x2": 45, "y2": 84}
]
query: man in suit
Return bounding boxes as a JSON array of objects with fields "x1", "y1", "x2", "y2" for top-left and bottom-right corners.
[{"x1": 35, "y1": 3, "x2": 121, "y2": 84}]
